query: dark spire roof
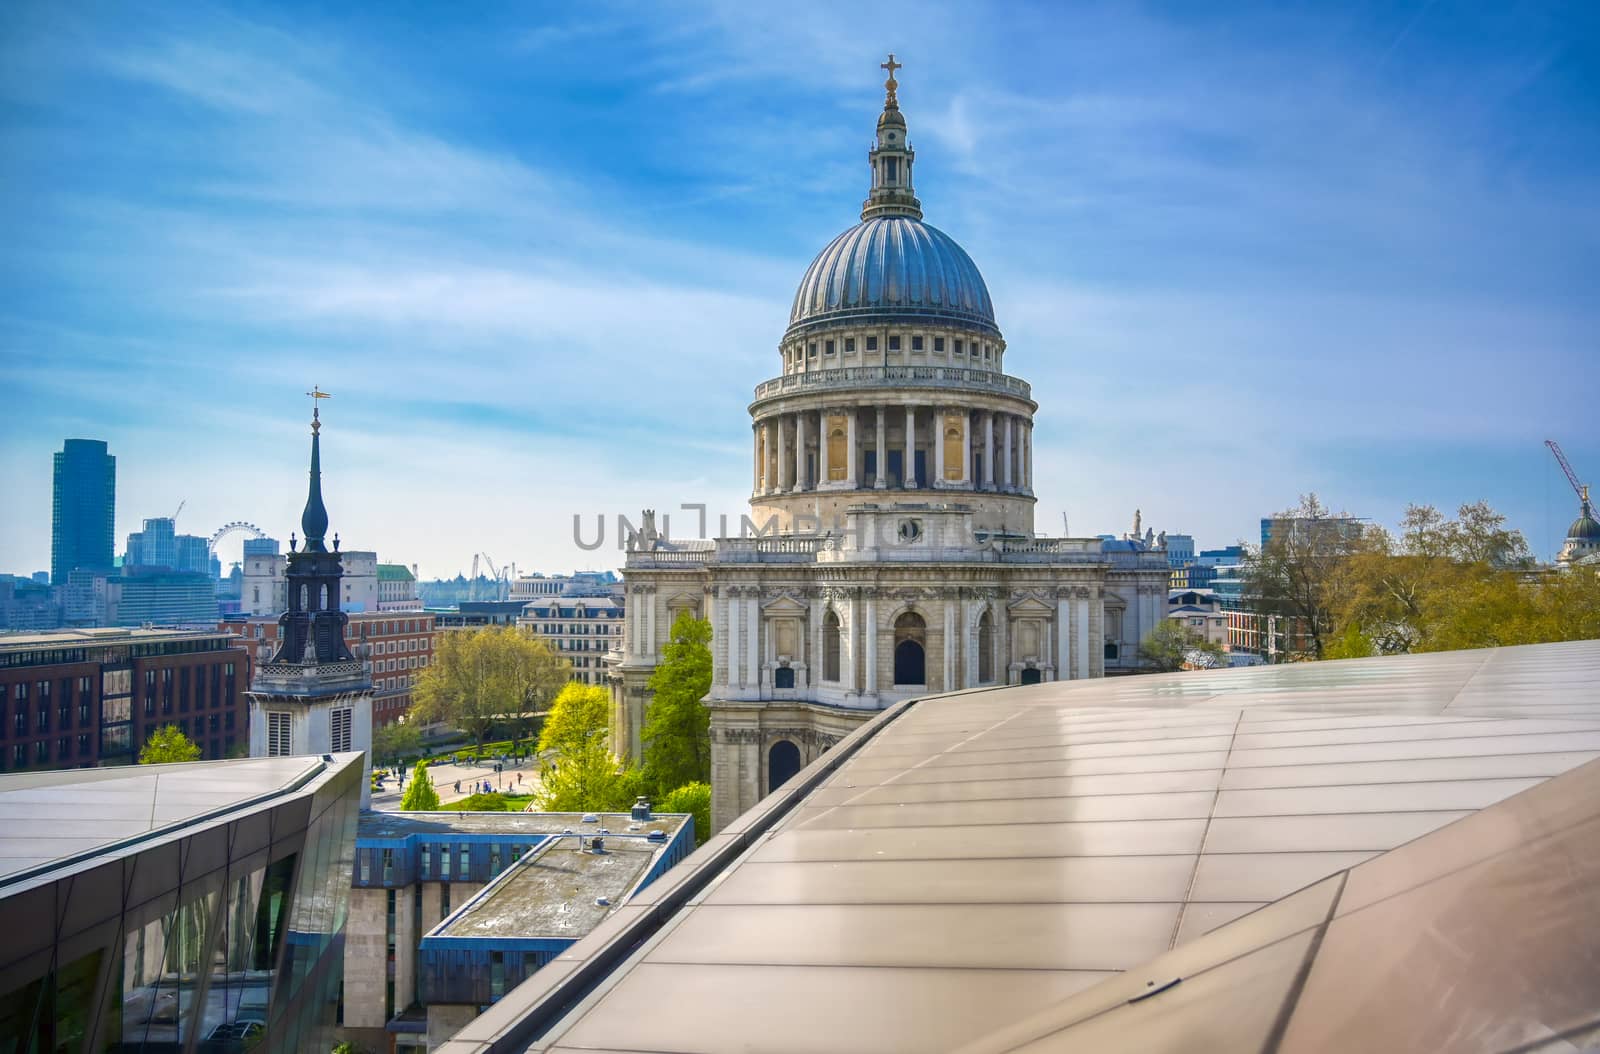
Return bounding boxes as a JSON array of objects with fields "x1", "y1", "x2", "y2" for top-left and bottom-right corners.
[{"x1": 300, "y1": 407, "x2": 330, "y2": 552}]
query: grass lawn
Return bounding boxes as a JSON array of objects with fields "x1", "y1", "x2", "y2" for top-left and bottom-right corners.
[{"x1": 440, "y1": 792, "x2": 540, "y2": 812}]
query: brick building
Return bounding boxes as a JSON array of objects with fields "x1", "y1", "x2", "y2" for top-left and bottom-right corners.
[
  {"x1": 0, "y1": 627, "x2": 248, "y2": 772},
  {"x1": 222, "y1": 611, "x2": 437, "y2": 727}
]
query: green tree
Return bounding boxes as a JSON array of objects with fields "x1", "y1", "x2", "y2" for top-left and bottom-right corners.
[
  {"x1": 537, "y1": 682, "x2": 612, "y2": 757},
  {"x1": 372, "y1": 720, "x2": 423, "y2": 767},
  {"x1": 1138, "y1": 619, "x2": 1226, "y2": 673},
  {"x1": 412, "y1": 627, "x2": 570, "y2": 756},
  {"x1": 642, "y1": 612, "x2": 713, "y2": 792},
  {"x1": 400, "y1": 760, "x2": 441, "y2": 811},
  {"x1": 139, "y1": 724, "x2": 202, "y2": 764},
  {"x1": 659, "y1": 781, "x2": 712, "y2": 846},
  {"x1": 536, "y1": 739, "x2": 642, "y2": 812},
  {"x1": 1243, "y1": 493, "x2": 1375, "y2": 659}
]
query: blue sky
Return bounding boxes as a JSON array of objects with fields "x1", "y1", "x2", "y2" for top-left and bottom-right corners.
[{"x1": 2, "y1": 0, "x2": 1596, "y2": 577}]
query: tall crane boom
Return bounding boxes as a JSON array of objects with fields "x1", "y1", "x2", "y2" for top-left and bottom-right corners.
[{"x1": 1545, "y1": 439, "x2": 1587, "y2": 500}]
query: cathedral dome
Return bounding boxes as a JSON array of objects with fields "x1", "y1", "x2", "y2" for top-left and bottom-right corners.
[
  {"x1": 1569, "y1": 508, "x2": 1600, "y2": 542},
  {"x1": 787, "y1": 216, "x2": 998, "y2": 338}
]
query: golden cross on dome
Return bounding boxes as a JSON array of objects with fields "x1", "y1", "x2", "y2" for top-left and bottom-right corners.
[
  {"x1": 881, "y1": 53, "x2": 901, "y2": 104},
  {"x1": 306, "y1": 386, "x2": 332, "y2": 431}
]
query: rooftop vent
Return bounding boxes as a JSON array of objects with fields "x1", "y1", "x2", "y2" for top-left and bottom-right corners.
[
  {"x1": 581, "y1": 813, "x2": 599, "y2": 824},
  {"x1": 590, "y1": 835, "x2": 605, "y2": 853},
  {"x1": 647, "y1": 830, "x2": 667, "y2": 843},
  {"x1": 631, "y1": 796, "x2": 652, "y2": 821},
  {"x1": 595, "y1": 896, "x2": 610, "y2": 907}
]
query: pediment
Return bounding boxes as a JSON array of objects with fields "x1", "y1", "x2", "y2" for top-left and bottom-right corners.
[
  {"x1": 761, "y1": 594, "x2": 809, "y2": 615},
  {"x1": 1007, "y1": 596, "x2": 1056, "y2": 616}
]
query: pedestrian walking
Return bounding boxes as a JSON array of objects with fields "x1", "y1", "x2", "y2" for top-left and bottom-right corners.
[{"x1": 455, "y1": 780, "x2": 461, "y2": 795}]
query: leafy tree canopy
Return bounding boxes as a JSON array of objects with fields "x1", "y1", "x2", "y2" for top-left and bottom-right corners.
[
  {"x1": 411, "y1": 626, "x2": 569, "y2": 754},
  {"x1": 1139, "y1": 619, "x2": 1226, "y2": 673},
  {"x1": 643, "y1": 612, "x2": 713, "y2": 793},
  {"x1": 372, "y1": 721, "x2": 423, "y2": 766},
  {"x1": 139, "y1": 725, "x2": 202, "y2": 764},
  {"x1": 658, "y1": 781, "x2": 712, "y2": 846},
  {"x1": 400, "y1": 760, "x2": 441, "y2": 811},
  {"x1": 537, "y1": 682, "x2": 611, "y2": 757},
  {"x1": 536, "y1": 738, "x2": 643, "y2": 813}
]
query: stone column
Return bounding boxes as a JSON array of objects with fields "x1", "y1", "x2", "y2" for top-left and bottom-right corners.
[
  {"x1": 1057, "y1": 595, "x2": 1069, "y2": 681},
  {"x1": 963, "y1": 411, "x2": 974, "y2": 487},
  {"x1": 1002, "y1": 415, "x2": 1014, "y2": 491},
  {"x1": 862, "y1": 593, "x2": 877, "y2": 695},
  {"x1": 795, "y1": 412, "x2": 807, "y2": 491},
  {"x1": 934, "y1": 407, "x2": 946, "y2": 488},
  {"x1": 818, "y1": 411, "x2": 830, "y2": 484},
  {"x1": 752, "y1": 425, "x2": 761, "y2": 494},
  {"x1": 842, "y1": 592, "x2": 858, "y2": 693},
  {"x1": 746, "y1": 591, "x2": 759, "y2": 691},
  {"x1": 874, "y1": 406, "x2": 888, "y2": 489},
  {"x1": 728, "y1": 592, "x2": 742, "y2": 689},
  {"x1": 984, "y1": 412, "x2": 995, "y2": 490},
  {"x1": 846, "y1": 409, "x2": 858, "y2": 488},
  {"x1": 766, "y1": 420, "x2": 778, "y2": 494},
  {"x1": 1076, "y1": 593, "x2": 1090, "y2": 680},
  {"x1": 943, "y1": 601, "x2": 957, "y2": 692},
  {"x1": 965, "y1": 599, "x2": 981, "y2": 689},
  {"x1": 645, "y1": 587, "x2": 656, "y2": 660},
  {"x1": 776, "y1": 413, "x2": 788, "y2": 492},
  {"x1": 904, "y1": 406, "x2": 917, "y2": 488},
  {"x1": 1025, "y1": 421, "x2": 1034, "y2": 492},
  {"x1": 715, "y1": 590, "x2": 729, "y2": 686}
]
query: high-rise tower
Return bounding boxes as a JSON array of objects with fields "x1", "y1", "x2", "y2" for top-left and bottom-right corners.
[
  {"x1": 248, "y1": 394, "x2": 373, "y2": 806},
  {"x1": 51, "y1": 439, "x2": 115, "y2": 584}
]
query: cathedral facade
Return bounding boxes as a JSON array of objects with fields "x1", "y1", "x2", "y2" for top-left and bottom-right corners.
[{"x1": 611, "y1": 61, "x2": 1170, "y2": 832}]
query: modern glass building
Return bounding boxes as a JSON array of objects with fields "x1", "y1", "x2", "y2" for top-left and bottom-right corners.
[
  {"x1": 0, "y1": 752, "x2": 363, "y2": 1052},
  {"x1": 52, "y1": 440, "x2": 117, "y2": 586}
]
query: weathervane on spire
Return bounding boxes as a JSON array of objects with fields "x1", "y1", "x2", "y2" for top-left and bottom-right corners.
[
  {"x1": 881, "y1": 53, "x2": 902, "y2": 107},
  {"x1": 306, "y1": 386, "x2": 332, "y2": 433}
]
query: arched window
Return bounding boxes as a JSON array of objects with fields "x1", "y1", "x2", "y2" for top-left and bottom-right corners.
[
  {"x1": 893, "y1": 611, "x2": 926, "y2": 686},
  {"x1": 823, "y1": 610, "x2": 841, "y2": 682},
  {"x1": 978, "y1": 610, "x2": 994, "y2": 684},
  {"x1": 769, "y1": 740, "x2": 802, "y2": 793}
]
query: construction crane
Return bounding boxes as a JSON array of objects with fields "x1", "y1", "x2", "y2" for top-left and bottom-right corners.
[
  {"x1": 172, "y1": 499, "x2": 186, "y2": 523},
  {"x1": 1546, "y1": 439, "x2": 1590, "y2": 506},
  {"x1": 480, "y1": 553, "x2": 510, "y2": 601}
]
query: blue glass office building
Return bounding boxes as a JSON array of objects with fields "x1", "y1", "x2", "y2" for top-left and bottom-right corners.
[{"x1": 52, "y1": 440, "x2": 116, "y2": 586}]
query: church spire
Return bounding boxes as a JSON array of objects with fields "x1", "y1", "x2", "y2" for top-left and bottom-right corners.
[
  {"x1": 301, "y1": 387, "x2": 332, "y2": 552},
  {"x1": 862, "y1": 53, "x2": 923, "y2": 221}
]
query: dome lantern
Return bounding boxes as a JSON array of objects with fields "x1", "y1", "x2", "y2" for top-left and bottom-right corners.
[{"x1": 862, "y1": 53, "x2": 922, "y2": 222}]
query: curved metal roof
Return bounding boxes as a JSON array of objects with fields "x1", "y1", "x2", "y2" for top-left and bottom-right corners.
[{"x1": 787, "y1": 217, "x2": 998, "y2": 338}]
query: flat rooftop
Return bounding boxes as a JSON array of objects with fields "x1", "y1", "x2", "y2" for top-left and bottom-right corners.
[
  {"x1": 435, "y1": 639, "x2": 1600, "y2": 1054},
  {"x1": 437, "y1": 836, "x2": 662, "y2": 940},
  {"x1": 0, "y1": 626, "x2": 239, "y2": 650},
  {"x1": 360, "y1": 811, "x2": 682, "y2": 841}
]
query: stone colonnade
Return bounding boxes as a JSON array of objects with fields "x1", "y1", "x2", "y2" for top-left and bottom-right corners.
[{"x1": 753, "y1": 406, "x2": 1033, "y2": 495}]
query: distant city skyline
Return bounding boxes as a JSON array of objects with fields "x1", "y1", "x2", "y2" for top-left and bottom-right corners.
[{"x1": 3, "y1": 3, "x2": 1596, "y2": 575}]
